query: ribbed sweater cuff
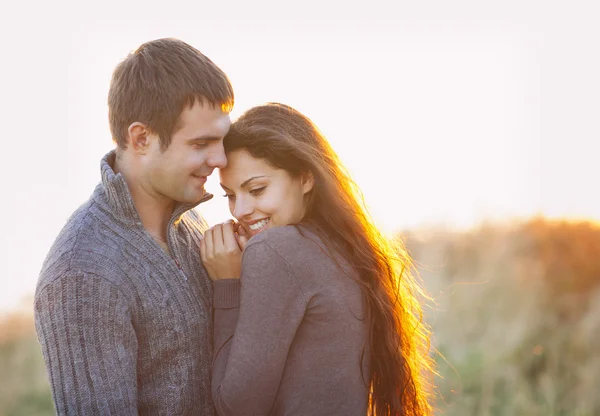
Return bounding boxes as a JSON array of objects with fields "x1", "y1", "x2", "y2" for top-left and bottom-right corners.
[{"x1": 213, "y1": 279, "x2": 241, "y2": 309}]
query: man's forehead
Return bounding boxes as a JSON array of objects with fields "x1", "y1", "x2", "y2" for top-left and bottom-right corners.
[{"x1": 177, "y1": 107, "x2": 230, "y2": 135}]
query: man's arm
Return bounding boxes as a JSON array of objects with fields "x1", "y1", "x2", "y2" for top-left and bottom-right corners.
[{"x1": 34, "y1": 272, "x2": 138, "y2": 415}]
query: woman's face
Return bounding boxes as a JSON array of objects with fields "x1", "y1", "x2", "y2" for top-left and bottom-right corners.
[{"x1": 219, "y1": 149, "x2": 314, "y2": 237}]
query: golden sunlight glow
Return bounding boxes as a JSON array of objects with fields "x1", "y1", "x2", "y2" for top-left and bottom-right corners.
[{"x1": 2, "y1": 4, "x2": 599, "y2": 313}]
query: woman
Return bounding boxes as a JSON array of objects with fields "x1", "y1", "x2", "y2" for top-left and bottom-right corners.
[{"x1": 200, "y1": 103, "x2": 434, "y2": 415}]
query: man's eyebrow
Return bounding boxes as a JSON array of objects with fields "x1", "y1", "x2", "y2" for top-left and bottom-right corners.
[{"x1": 187, "y1": 135, "x2": 223, "y2": 142}]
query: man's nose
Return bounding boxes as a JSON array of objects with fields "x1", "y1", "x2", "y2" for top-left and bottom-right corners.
[{"x1": 207, "y1": 142, "x2": 227, "y2": 169}]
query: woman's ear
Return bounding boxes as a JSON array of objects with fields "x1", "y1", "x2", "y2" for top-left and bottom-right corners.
[{"x1": 301, "y1": 171, "x2": 315, "y2": 194}]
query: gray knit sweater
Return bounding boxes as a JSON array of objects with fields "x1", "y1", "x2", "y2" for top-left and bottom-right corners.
[
  {"x1": 212, "y1": 225, "x2": 371, "y2": 416},
  {"x1": 34, "y1": 151, "x2": 215, "y2": 415}
]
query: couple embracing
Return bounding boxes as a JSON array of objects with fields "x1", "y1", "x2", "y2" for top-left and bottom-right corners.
[{"x1": 34, "y1": 38, "x2": 434, "y2": 415}]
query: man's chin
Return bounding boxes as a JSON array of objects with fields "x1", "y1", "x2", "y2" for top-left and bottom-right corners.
[{"x1": 176, "y1": 187, "x2": 206, "y2": 205}]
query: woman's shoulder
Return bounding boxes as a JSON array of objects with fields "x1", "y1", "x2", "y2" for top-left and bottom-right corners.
[
  {"x1": 247, "y1": 225, "x2": 301, "y2": 244},
  {"x1": 245, "y1": 224, "x2": 326, "y2": 260},
  {"x1": 243, "y1": 224, "x2": 355, "y2": 288}
]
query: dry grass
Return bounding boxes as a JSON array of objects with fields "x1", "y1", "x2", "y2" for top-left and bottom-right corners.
[
  {"x1": 0, "y1": 309, "x2": 53, "y2": 415},
  {"x1": 405, "y1": 218, "x2": 600, "y2": 415}
]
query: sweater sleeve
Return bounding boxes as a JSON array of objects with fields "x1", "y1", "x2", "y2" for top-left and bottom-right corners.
[
  {"x1": 34, "y1": 272, "x2": 138, "y2": 415},
  {"x1": 212, "y1": 242, "x2": 308, "y2": 415}
]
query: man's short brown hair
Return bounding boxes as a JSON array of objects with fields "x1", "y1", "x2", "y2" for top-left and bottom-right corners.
[{"x1": 108, "y1": 38, "x2": 234, "y2": 150}]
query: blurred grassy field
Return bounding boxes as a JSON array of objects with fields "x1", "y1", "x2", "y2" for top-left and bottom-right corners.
[
  {"x1": 0, "y1": 309, "x2": 53, "y2": 415},
  {"x1": 2, "y1": 217, "x2": 599, "y2": 415},
  {"x1": 406, "y1": 218, "x2": 600, "y2": 415}
]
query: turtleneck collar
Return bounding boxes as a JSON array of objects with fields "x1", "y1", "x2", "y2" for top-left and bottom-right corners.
[{"x1": 96, "y1": 150, "x2": 213, "y2": 226}]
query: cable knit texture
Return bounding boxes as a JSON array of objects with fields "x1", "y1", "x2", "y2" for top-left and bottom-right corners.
[{"x1": 34, "y1": 150, "x2": 215, "y2": 415}]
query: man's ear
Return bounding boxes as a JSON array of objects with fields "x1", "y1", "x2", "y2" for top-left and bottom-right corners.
[
  {"x1": 127, "y1": 122, "x2": 152, "y2": 154},
  {"x1": 301, "y1": 171, "x2": 315, "y2": 194}
]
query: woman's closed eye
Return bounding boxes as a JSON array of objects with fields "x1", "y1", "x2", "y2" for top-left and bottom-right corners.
[
  {"x1": 222, "y1": 187, "x2": 265, "y2": 200},
  {"x1": 249, "y1": 187, "x2": 266, "y2": 196}
]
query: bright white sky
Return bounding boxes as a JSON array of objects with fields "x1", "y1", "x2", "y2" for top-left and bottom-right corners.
[{"x1": 1, "y1": 0, "x2": 599, "y2": 312}]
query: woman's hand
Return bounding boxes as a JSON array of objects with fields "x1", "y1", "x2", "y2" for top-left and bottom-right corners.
[
  {"x1": 233, "y1": 221, "x2": 250, "y2": 251},
  {"x1": 200, "y1": 220, "x2": 249, "y2": 281}
]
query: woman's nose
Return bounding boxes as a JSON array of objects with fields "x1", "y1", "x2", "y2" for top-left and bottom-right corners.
[{"x1": 234, "y1": 197, "x2": 253, "y2": 219}]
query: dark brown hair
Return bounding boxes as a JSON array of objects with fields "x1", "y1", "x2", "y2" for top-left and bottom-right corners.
[
  {"x1": 224, "y1": 103, "x2": 435, "y2": 415},
  {"x1": 108, "y1": 38, "x2": 234, "y2": 150}
]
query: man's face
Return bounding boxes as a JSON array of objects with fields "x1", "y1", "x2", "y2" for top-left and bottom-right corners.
[{"x1": 142, "y1": 100, "x2": 230, "y2": 204}]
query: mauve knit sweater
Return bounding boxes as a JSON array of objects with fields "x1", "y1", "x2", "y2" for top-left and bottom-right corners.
[
  {"x1": 212, "y1": 225, "x2": 371, "y2": 416},
  {"x1": 34, "y1": 151, "x2": 215, "y2": 415}
]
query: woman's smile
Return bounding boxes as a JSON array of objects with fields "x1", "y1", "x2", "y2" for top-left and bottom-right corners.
[{"x1": 246, "y1": 218, "x2": 271, "y2": 235}]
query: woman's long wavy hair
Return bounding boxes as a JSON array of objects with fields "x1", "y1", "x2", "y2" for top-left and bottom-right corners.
[{"x1": 224, "y1": 103, "x2": 435, "y2": 415}]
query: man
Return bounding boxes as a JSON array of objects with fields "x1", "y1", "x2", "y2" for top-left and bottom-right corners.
[{"x1": 34, "y1": 38, "x2": 233, "y2": 415}]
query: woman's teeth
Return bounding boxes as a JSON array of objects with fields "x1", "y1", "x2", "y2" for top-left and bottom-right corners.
[{"x1": 249, "y1": 218, "x2": 270, "y2": 231}]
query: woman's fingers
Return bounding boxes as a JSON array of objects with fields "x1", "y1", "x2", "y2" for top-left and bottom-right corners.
[
  {"x1": 236, "y1": 233, "x2": 249, "y2": 251},
  {"x1": 222, "y1": 220, "x2": 238, "y2": 252},
  {"x1": 237, "y1": 223, "x2": 250, "y2": 239},
  {"x1": 234, "y1": 222, "x2": 250, "y2": 251},
  {"x1": 203, "y1": 227, "x2": 214, "y2": 259},
  {"x1": 212, "y1": 223, "x2": 224, "y2": 252},
  {"x1": 204, "y1": 222, "x2": 241, "y2": 257},
  {"x1": 201, "y1": 222, "x2": 244, "y2": 280},
  {"x1": 199, "y1": 234, "x2": 206, "y2": 261}
]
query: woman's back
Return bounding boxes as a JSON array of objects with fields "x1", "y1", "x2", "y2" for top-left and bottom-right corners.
[{"x1": 212, "y1": 225, "x2": 370, "y2": 416}]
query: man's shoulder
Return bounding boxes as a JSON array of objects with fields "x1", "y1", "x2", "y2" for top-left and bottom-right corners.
[
  {"x1": 47, "y1": 197, "x2": 97, "y2": 256},
  {"x1": 48, "y1": 192, "x2": 120, "y2": 250},
  {"x1": 36, "y1": 195, "x2": 132, "y2": 292}
]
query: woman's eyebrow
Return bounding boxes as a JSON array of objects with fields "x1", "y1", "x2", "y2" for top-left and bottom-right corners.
[
  {"x1": 240, "y1": 176, "x2": 266, "y2": 189},
  {"x1": 221, "y1": 176, "x2": 267, "y2": 191}
]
